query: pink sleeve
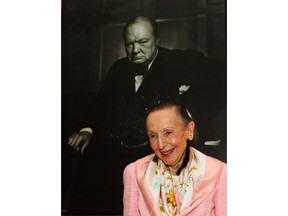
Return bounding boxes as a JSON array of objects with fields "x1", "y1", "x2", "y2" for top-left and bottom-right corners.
[
  {"x1": 214, "y1": 164, "x2": 227, "y2": 216},
  {"x1": 123, "y1": 162, "x2": 140, "y2": 216}
]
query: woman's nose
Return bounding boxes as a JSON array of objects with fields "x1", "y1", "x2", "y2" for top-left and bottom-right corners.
[{"x1": 157, "y1": 136, "x2": 165, "y2": 150}]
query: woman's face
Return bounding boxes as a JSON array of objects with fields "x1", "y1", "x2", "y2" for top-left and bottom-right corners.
[{"x1": 146, "y1": 107, "x2": 195, "y2": 167}]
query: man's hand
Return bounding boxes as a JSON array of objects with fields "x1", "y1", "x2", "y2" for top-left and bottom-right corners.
[{"x1": 68, "y1": 131, "x2": 92, "y2": 154}]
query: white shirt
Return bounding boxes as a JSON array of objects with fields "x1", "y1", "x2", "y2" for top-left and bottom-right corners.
[{"x1": 134, "y1": 50, "x2": 158, "y2": 92}]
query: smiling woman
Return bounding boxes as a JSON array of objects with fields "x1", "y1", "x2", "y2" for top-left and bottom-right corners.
[
  {"x1": 146, "y1": 104, "x2": 194, "y2": 174},
  {"x1": 123, "y1": 101, "x2": 227, "y2": 216}
]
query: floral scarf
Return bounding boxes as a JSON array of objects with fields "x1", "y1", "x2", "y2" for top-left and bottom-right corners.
[{"x1": 145, "y1": 147, "x2": 205, "y2": 216}]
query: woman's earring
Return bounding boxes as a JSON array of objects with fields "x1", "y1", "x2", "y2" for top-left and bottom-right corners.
[{"x1": 188, "y1": 136, "x2": 193, "y2": 141}]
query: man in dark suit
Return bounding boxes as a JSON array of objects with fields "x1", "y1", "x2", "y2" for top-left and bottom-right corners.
[{"x1": 67, "y1": 15, "x2": 226, "y2": 214}]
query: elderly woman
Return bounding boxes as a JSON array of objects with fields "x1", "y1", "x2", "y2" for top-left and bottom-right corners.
[{"x1": 123, "y1": 101, "x2": 227, "y2": 216}]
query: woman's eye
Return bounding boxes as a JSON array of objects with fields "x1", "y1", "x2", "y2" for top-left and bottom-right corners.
[{"x1": 165, "y1": 131, "x2": 172, "y2": 136}]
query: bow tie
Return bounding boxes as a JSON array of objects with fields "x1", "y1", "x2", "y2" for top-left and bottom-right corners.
[{"x1": 134, "y1": 65, "x2": 148, "y2": 76}]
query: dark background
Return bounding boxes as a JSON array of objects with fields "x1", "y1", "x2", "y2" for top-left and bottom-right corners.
[{"x1": 62, "y1": 0, "x2": 226, "y2": 214}]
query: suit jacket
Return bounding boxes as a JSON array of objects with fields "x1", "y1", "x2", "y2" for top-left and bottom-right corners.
[
  {"x1": 123, "y1": 148, "x2": 227, "y2": 216},
  {"x1": 87, "y1": 47, "x2": 226, "y2": 151}
]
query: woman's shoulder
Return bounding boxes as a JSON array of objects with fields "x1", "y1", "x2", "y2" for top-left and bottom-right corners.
[
  {"x1": 192, "y1": 147, "x2": 226, "y2": 181},
  {"x1": 204, "y1": 155, "x2": 227, "y2": 185},
  {"x1": 192, "y1": 147, "x2": 226, "y2": 166},
  {"x1": 136, "y1": 153, "x2": 155, "y2": 164},
  {"x1": 206, "y1": 155, "x2": 227, "y2": 171},
  {"x1": 124, "y1": 154, "x2": 155, "y2": 172}
]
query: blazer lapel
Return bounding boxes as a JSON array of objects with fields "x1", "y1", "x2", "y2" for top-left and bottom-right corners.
[
  {"x1": 136, "y1": 155, "x2": 162, "y2": 216},
  {"x1": 182, "y1": 155, "x2": 225, "y2": 215}
]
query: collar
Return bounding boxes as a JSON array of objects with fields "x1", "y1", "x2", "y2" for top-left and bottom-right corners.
[{"x1": 147, "y1": 49, "x2": 159, "y2": 71}]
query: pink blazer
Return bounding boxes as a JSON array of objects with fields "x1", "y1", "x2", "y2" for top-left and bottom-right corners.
[{"x1": 123, "y1": 153, "x2": 227, "y2": 216}]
